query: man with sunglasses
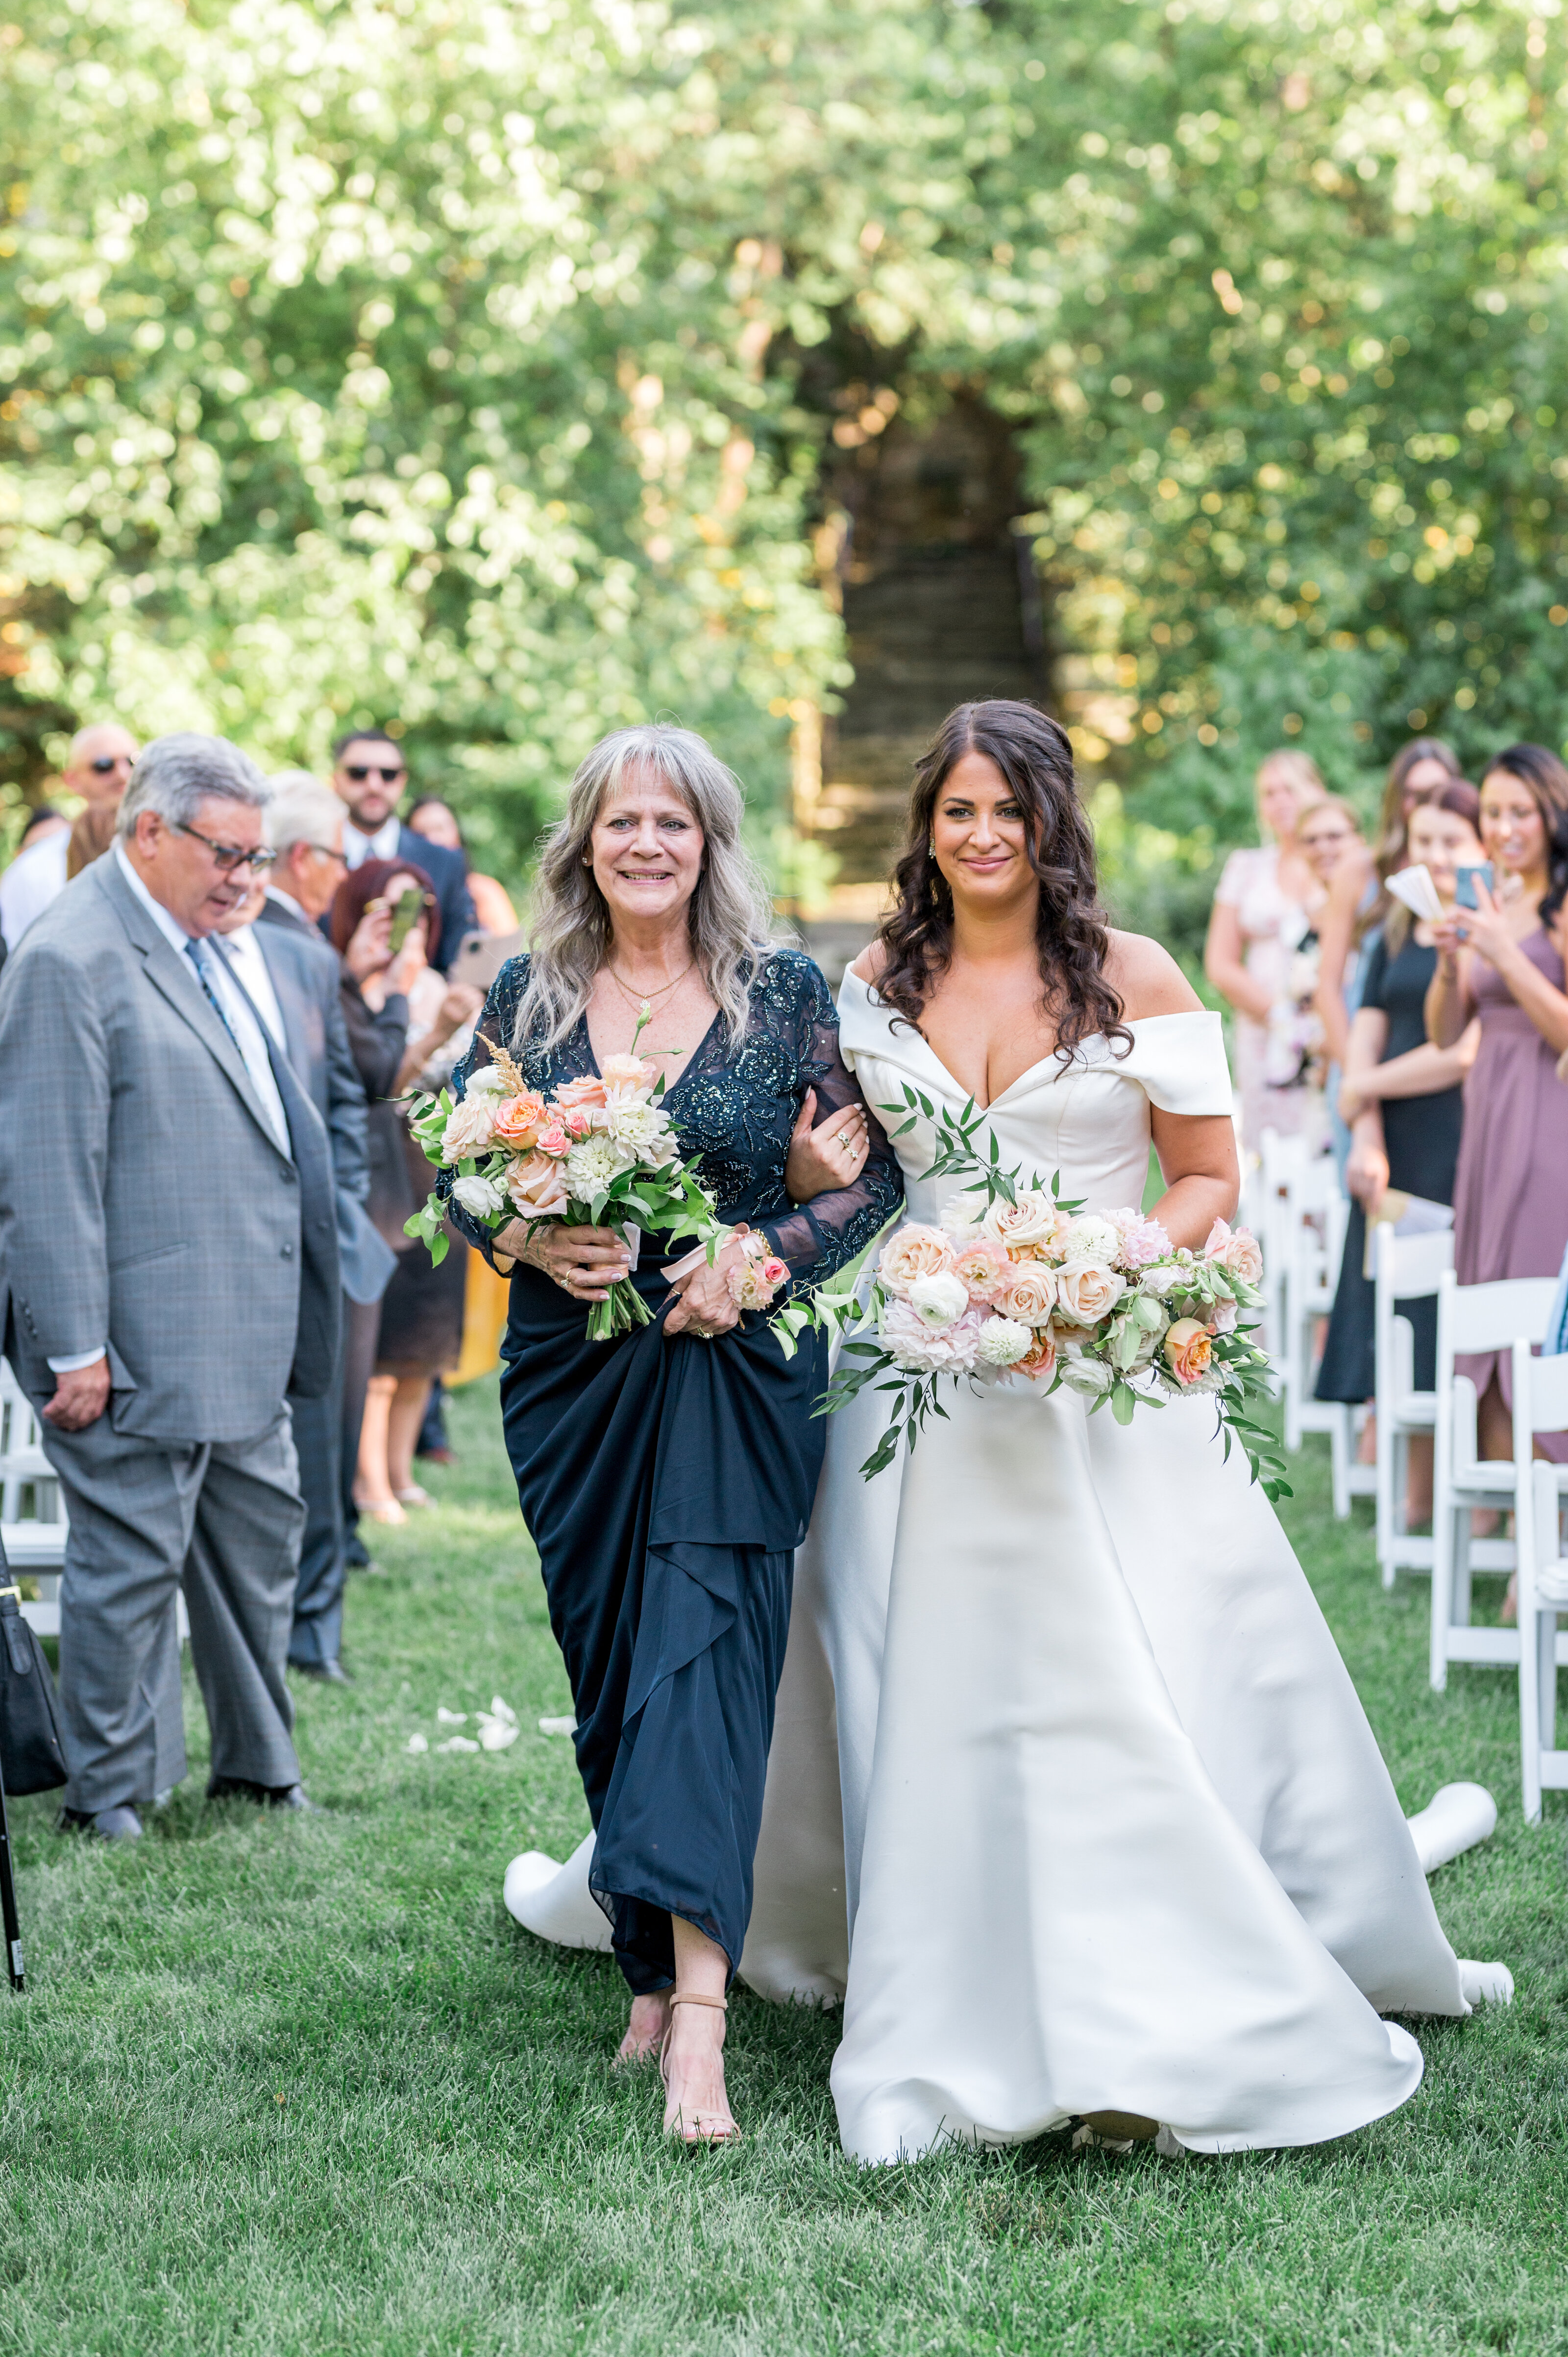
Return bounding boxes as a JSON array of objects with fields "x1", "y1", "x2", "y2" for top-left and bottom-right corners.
[
  {"x1": 0, "y1": 721, "x2": 138, "y2": 951},
  {"x1": 0, "y1": 734, "x2": 341, "y2": 1837},
  {"x1": 331, "y1": 728, "x2": 473, "y2": 975}
]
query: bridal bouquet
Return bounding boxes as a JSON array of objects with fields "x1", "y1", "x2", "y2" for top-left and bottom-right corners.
[
  {"x1": 406, "y1": 1025, "x2": 721, "y2": 1340},
  {"x1": 774, "y1": 1088, "x2": 1287, "y2": 1496}
]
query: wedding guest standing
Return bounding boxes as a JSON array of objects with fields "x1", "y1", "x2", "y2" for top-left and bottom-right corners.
[
  {"x1": 331, "y1": 728, "x2": 474, "y2": 971},
  {"x1": 0, "y1": 736, "x2": 339, "y2": 1836},
  {"x1": 0, "y1": 721, "x2": 138, "y2": 948},
  {"x1": 441, "y1": 723, "x2": 900, "y2": 2142},
  {"x1": 1428, "y1": 744, "x2": 1568, "y2": 1469},
  {"x1": 1204, "y1": 749, "x2": 1329, "y2": 1152},
  {"x1": 1315, "y1": 784, "x2": 1484, "y2": 1514},
  {"x1": 1314, "y1": 737, "x2": 1462, "y2": 1072},
  {"x1": 329, "y1": 860, "x2": 479, "y2": 1522}
]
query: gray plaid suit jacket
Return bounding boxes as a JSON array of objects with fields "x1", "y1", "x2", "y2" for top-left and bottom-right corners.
[{"x1": 0, "y1": 853, "x2": 340, "y2": 1443}]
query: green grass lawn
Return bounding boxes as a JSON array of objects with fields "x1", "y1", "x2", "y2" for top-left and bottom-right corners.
[{"x1": 3, "y1": 1377, "x2": 1566, "y2": 2357}]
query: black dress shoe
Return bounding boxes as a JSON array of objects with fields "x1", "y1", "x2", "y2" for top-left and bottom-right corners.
[
  {"x1": 58, "y1": 1803, "x2": 144, "y2": 1841},
  {"x1": 206, "y1": 1776, "x2": 320, "y2": 1812},
  {"x1": 291, "y1": 1657, "x2": 352, "y2": 1685}
]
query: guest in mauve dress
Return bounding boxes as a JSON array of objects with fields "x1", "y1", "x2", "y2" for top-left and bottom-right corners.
[{"x1": 1427, "y1": 745, "x2": 1568, "y2": 1468}]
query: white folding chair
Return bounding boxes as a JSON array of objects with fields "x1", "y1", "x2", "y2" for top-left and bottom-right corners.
[
  {"x1": 1429, "y1": 1272, "x2": 1565, "y2": 1691},
  {"x1": 1510, "y1": 1342, "x2": 1568, "y2": 1822},
  {"x1": 1373, "y1": 1222, "x2": 1454, "y2": 1587},
  {"x1": 0, "y1": 1359, "x2": 65, "y2": 1636},
  {"x1": 1266, "y1": 1143, "x2": 1369, "y2": 1518}
]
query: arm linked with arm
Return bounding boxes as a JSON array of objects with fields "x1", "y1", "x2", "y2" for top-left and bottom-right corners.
[{"x1": 757, "y1": 982, "x2": 903, "y2": 1283}]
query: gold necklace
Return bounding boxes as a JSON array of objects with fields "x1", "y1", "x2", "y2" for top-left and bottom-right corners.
[{"x1": 605, "y1": 960, "x2": 694, "y2": 1012}]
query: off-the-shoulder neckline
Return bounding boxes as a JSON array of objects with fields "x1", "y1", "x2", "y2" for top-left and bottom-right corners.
[{"x1": 838, "y1": 971, "x2": 1217, "y2": 1110}]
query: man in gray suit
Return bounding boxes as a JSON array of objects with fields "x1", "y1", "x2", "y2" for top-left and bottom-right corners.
[
  {"x1": 215, "y1": 774, "x2": 395, "y2": 1680},
  {"x1": 0, "y1": 735, "x2": 340, "y2": 1838}
]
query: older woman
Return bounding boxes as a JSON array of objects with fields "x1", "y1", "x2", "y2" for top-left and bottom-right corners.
[{"x1": 442, "y1": 724, "x2": 900, "y2": 2144}]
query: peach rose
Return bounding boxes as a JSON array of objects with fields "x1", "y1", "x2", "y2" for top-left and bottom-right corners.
[
  {"x1": 1162, "y1": 1316, "x2": 1212, "y2": 1385},
  {"x1": 563, "y1": 1105, "x2": 594, "y2": 1141},
  {"x1": 599, "y1": 1052, "x2": 660, "y2": 1101},
  {"x1": 440, "y1": 1094, "x2": 498, "y2": 1163},
  {"x1": 554, "y1": 1074, "x2": 608, "y2": 1110},
  {"x1": 1203, "y1": 1218, "x2": 1264, "y2": 1287},
  {"x1": 997, "y1": 1261, "x2": 1059, "y2": 1328},
  {"x1": 1016, "y1": 1329, "x2": 1058, "y2": 1385},
  {"x1": 491, "y1": 1090, "x2": 549, "y2": 1151},
  {"x1": 878, "y1": 1223, "x2": 955, "y2": 1298},
  {"x1": 950, "y1": 1235, "x2": 1013, "y2": 1303},
  {"x1": 1053, "y1": 1258, "x2": 1126, "y2": 1326},
  {"x1": 535, "y1": 1118, "x2": 572, "y2": 1159},
  {"x1": 981, "y1": 1191, "x2": 1068, "y2": 1254},
  {"x1": 505, "y1": 1150, "x2": 569, "y2": 1219}
]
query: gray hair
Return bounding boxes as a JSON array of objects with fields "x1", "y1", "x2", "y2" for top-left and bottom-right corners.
[
  {"x1": 514, "y1": 724, "x2": 776, "y2": 1056},
  {"x1": 116, "y1": 734, "x2": 271, "y2": 840},
  {"x1": 266, "y1": 772, "x2": 346, "y2": 860}
]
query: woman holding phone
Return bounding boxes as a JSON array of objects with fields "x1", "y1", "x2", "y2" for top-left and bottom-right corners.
[{"x1": 1427, "y1": 744, "x2": 1568, "y2": 1475}]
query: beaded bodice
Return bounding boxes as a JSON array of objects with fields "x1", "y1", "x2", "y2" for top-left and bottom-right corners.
[{"x1": 444, "y1": 947, "x2": 901, "y2": 1278}]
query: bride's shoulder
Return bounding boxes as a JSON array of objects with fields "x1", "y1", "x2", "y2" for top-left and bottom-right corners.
[
  {"x1": 848, "y1": 939, "x2": 888, "y2": 986},
  {"x1": 1103, "y1": 929, "x2": 1204, "y2": 1023}
]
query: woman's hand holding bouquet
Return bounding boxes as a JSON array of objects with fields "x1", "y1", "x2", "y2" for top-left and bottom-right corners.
[
  {"x1": 774, "y1": 1087, "x2": 1286, "y2": 1495},
  {"x1": 406, "y1": 1022, "x2": 727, "y2": 1340}
]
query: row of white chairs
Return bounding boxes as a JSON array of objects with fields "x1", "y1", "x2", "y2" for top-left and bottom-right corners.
[{"x1": 1248, "y1": 1134, "x2": 1568, "y2": 1822}]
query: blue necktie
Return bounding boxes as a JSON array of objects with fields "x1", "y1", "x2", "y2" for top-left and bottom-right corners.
[{"x1": 185, "y1": 937, "x2": 239, "y2": 1049}]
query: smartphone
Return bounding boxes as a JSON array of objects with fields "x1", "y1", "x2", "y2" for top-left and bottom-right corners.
[
  {"x1": 387, "y1": 886, "x2": 424, "y2": 953},
  {"x1": 1453, "y1": 862, "x2": 1494, "y2": 910}
]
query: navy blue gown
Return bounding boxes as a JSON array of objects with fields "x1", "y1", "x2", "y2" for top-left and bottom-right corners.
[{"x1": 443, "y1": 950, "x2": 901, "y2": 1993}]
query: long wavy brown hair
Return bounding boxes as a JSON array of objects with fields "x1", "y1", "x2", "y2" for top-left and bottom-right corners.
[{"x1": 872, "y1": 700, "x2": 1132, "y2": 1066}]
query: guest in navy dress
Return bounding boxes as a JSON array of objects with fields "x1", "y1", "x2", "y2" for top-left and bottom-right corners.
[{"x1": 442, "y1": 723, "x2": 900, "y2": 2143}]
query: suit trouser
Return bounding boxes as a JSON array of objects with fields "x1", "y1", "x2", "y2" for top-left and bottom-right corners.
[
  {"x1": 289, "y1": 1312, "x2": 346, "y2": 1667},
  {"x1": 35, "y1": 1403, "x2": 305, "y2": 1814}
]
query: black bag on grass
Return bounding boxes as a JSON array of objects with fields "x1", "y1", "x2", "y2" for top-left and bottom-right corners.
[{"x1": 0, "y1": 1566, "x2": 68, "y2": 1796}]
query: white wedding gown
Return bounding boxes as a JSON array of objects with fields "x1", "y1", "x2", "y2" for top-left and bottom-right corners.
[
  {"x1": 504, "y1": 979, "x2": 1497, "y2": 2162},
  {"x1": 739, "y1": 979, "x2": 1473, "y2": 2161}
]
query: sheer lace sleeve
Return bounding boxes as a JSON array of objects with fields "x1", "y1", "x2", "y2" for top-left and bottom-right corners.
[{"x1": 757, "y1": 957, "x2": 903, "y2": 1281}]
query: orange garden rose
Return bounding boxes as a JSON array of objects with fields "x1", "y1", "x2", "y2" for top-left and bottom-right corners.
[
  {"x1": 1162, "y1": 1317, "x2": 1213, "y2": 1386},
  {"x1": 491, "y1": 1090, "x2": 549, "y2": 1151}
]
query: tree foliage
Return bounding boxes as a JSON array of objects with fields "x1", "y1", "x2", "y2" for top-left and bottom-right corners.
[{"x1": 3, "y1": 0, "x2": 1565, "y2": 882}]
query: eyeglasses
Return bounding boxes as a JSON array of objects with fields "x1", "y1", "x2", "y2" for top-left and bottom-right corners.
[
  {"x1": 304, "y1": 841, "x2": 349, "y2": 867},
  {"x1": 171, "y1": 819, "x2": 276, "y2": 875},
  {"x1": 343, "y1": 764, "x2": 406, "y2": 784},
  {"x1": 89, "y1": 756, "x2": 128, "y2": 774}
]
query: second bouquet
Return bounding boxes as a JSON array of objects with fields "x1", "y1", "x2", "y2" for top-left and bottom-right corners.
[{"x1": 405, "y1": 1023, "x2": 721, "y2": 1339}]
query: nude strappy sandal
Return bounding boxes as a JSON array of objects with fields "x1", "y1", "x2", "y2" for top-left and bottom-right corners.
[{"x1": 661, "y1": 1992, "x2": 740, "y2": 2145}]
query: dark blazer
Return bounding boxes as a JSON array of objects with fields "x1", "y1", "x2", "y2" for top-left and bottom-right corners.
[
  {"x1": 0, "y1": 855, "x2": 340, "y2": 1441},
  {"x1": 254, "y1": 898, "x2": 397, "y2": 1305}
]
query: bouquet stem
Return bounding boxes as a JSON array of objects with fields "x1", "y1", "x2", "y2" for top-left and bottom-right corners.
[{"x1": 585, "y1": 1277, "x2": 652, "y2": 1343}]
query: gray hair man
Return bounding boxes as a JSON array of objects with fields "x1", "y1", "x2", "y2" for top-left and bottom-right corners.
[
  {"x1": 210, "y1": 768, "x2": 395, "y2": 1681},
  {"x1": 0, "y1": 733, "x2": 341, "y2": 1836},
  {"x1": 0, "y1": 719, "x2": 139, "y2": 950}
]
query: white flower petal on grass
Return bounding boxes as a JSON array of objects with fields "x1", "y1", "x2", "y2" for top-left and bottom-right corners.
[
  {"x1": 405, "y1": 1732, "x2": 429, "y2": 1754},
  {"x1": 436, "y1": 1707, "x2": 468, "y2": 1724},
  {"x1": 538, "y1": 1716, "x2": 577, "y2": 1737},
  {"x1": 476, "y1": 1713, "x2": 520, "y2": 1751},
  {"x1": 489, "y1": 1696, "x2": 517, "y2": 1723},
  {"x1": 436, "y1": 1735, "x2": 480, "y2": 1754}
]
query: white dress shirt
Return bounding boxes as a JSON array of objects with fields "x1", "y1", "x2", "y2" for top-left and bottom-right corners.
[
  {"x1": 0, "y1": 828, "x2": 69, "y2": 950},
  {"x1": 343, "y1": 814, "x2": 401, "y2": 869},
  {"x1": 220, "y1": 919, "x2": 288, "y2": 1053}
]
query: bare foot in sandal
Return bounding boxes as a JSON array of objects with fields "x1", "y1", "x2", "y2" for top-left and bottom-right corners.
[
  {"x1": 615, "y1": 1989, "x2": 671, "y2": 2065},
  {"x1": 661, "y1": 1919, "x2": 739, "y2": 2143}
]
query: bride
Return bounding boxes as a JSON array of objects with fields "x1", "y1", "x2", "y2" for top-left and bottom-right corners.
[{"x1": 739, "y1": 697, "x2": 1506, "y2": 2161}]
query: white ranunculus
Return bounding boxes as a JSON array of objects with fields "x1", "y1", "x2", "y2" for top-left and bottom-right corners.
[
  {"x1": 1062, "y1": 1213, "x2": 1121, "y2": 1263},
  {"x1": 940, "y1": 1189, "x2": 987, "y2": 1239},
  {"x1": 463, "y1": 1063, "x2": 511, "y2": 1098},
  {"x1": 1139, "y1": 1263, "x2": 1183, "y2": 1297},
  {"x1": 452, "y1": 1173, "x2": 507, "y2": 1220},
  {"x1": 1059, "y1": 1354, "x2": 1113, "y2": 1397},
  {"x1": 564, "y1": 1132, "x2": 638, "y2": 1196},
  {"x1": 603, "y1": 1098, "x2": 673, "y2": 1154},
  {"x1": 908, "y1": 1268, "x2": 970, "y2": 1330},
  {"x1": 976, "y1": 1315, "x2": 1033, "y2": 1367}
]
